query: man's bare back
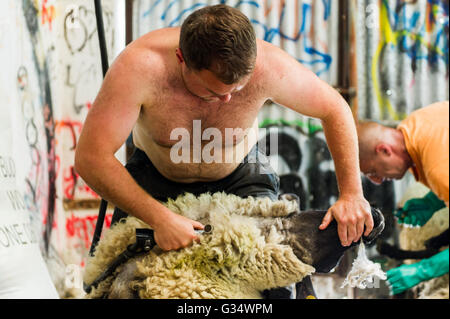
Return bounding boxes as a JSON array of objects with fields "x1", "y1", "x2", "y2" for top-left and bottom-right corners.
[{"x1": 127, "y1": 28, "x2": 266, "y2": 183}]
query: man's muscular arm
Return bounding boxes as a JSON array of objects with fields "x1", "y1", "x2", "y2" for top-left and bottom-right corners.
[
  {"x1": 262, "y1": 42, "x2": 373, "y2": 246},
  {"x1": 75, "y1": 50, "x2": 203, "y2": 250}
]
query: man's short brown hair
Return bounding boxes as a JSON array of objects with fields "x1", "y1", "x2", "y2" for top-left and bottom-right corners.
[{"x1": 179, "y1": 4, "x2": 257, "y2": 84}]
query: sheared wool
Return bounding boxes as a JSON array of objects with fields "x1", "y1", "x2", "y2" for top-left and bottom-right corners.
[
  {"x1": 341, "y1": 242, "x2": 386, "y2": 289},
  {"x1": 83, "y1": 192, "x2": 315, "y2": 299}
]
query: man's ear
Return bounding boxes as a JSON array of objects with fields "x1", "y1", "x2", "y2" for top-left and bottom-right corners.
[
  {"x1": 375, "y1": 143, "x2": 392, "y2": 156},
  {"x1": 175, "y1": 48, "x2": 184, "y2": 64}
]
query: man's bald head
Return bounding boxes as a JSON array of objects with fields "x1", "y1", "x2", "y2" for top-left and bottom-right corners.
[
  {"x1": 357, "y1": 121, "x2": 412, "y2": 184},
  {"x1": 357, "y1": 121, "x2": 387, "y2": 162}
]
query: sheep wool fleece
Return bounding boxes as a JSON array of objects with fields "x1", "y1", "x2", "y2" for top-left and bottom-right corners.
[{"x1": 83, "y1": 192, "x2": 315, "y2": 299}]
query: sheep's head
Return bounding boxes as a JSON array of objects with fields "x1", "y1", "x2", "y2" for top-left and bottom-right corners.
[{"x1": 283, "y1": 207, "x2": 385, "y2": 273}]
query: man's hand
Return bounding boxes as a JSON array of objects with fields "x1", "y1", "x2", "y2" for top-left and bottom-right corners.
[
  {"x1": 386, "y1": 249, "x2": 449, "y2": 295},
  {"x1": 319, "y1": 196, "x2": 373, "y2": 246},
  {"x1": 153, "y1": 210, "x2": 204, "y2": 251},
  {"x1": 394, "y1": 191, "x2": 446, "y2": 227}
]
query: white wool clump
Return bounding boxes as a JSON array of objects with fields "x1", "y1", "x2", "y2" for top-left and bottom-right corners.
[{"x1": 341, "y1": 243, "x2": 386, "y2": 289}]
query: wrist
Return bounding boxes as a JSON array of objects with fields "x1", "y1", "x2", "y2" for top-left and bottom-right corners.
[
  {"x1": 424, "y1": 192, "x2": 446, "y2": 211},
  {"x1": 338, "y1": 180, "x2": 364, "y2": 199},
  {"x1": 338, "y1": 191, "x2": 365, "y2": 202},
  {"x1": 141, "y1": 197, "x2": 173, "y2": 230}
]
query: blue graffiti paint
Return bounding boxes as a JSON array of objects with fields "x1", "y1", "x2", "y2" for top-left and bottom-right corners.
[
  {"x1": 235, "y1": 1, "x2": 259, "y2": 9},
  {"x1": 168, "y1": 3, "x2": 206, "y2": 27},
  {"x1": 161, "y1": 0, "x2": 180, "y2": 20},
  {"x1": 322, "y1": 0, "x2": 331, "y2": 21},
  {"x1": 250, "y1": 3, "x2": 332, "y2": 76},
  {"x1": 382, "y1": 0, "x2": 449, "y2": 68},
  {"x1": 140, "y1": 0, "x2": 333, "y2": 76},
  {"x1": 142, "y1": 0, "x2": 164, "y2": 18}
]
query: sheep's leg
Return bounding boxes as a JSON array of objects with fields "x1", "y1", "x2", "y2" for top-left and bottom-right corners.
[
  {"x1": 376, "y1": 240, "x2": 439, "y2": 260},
  {"x1": 376, "y1": 228, "x2": 449, "y2": 260},
  {"x1": 425, "y1": 228, "x2": 449, "y2": 250}
]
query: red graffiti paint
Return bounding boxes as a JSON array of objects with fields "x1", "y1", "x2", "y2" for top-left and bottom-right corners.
[
  {"x1": 41, "y1": 0, "x2": 56, "y2": 31},
  {"x1": 55, "y1": 119, "x2": 99, "y2": 200},
  {"x1": 55, "y1": 120, "x2": 83, "y2": 150},
  {"x1": 63, "y1": 165, "x2": 99, "y2": 200},
  {"x1": 66, "y1": 212, "x2": 112, "y2": 249}
]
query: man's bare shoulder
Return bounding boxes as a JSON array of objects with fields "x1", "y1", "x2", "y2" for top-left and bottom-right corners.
[
  {"x1": 109, "y1": 27, "x2": 180, "y2": 83},
  {"x1": 255, "y1": 39, "x2": 305, "y2": 73},
  {"x1": 253, "y1": 39, "x2": 309, "y2": 96}
]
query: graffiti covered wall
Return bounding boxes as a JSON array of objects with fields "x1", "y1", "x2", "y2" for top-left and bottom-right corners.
[
  {"x1": 0, "y1": 0, "x2": 123, "y2": 297},
  {"x1": 52, "y1": 1, "x2": 121, "y2": 271},
  {"x1": 134, "y1": 0, "x2": 338, "y2": 82},
  {"x1": 356, "y1": 0, "x2": 449, "y2": 121}
]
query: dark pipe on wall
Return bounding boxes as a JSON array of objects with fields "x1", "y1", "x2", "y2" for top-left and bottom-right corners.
[
  {"x1": 94, "y1": 0, "x2": 109, "y2": 77},
  {"x1": 89, "y1": 0, "x2": 110, "y2": 258},
  {"x1": 337, "y1": 0, "x2": 352, "y2": 104}
]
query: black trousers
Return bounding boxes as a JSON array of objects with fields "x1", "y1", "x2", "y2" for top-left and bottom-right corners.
[
  {"x1": 111, "y1": 146, "x2": 316, "y2": 299},
  {"x1": 111, "y1": 145, "x2": 280, "y2": 224}
]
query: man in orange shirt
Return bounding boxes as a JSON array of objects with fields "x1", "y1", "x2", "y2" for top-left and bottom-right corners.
[
  {"x1": 358, "y1": 101, "x2": 448, "y2": 205},
  {"x1": 357, "y1": 101, "x2": 449, "y2": 295}
]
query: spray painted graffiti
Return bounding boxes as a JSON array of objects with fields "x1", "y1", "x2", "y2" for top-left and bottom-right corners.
[
  {"x1": 59, "y1": 1, "x2": 114, "y2": 204},
  {"x1": 358, "y1": 0, "x2": 449, "y2": 121},
  {"x1": 0, "y1": 0, "x2": 120, "y2": 286},
  {"x1": 65, "y1": 64, "x2": 96, "y2": 115},
  {"x1": 64, "y1": 5, "x2": 114, "y2": 55},
  {"x1": 16, "y1": 62, "x2": 60, "y2": 251},
  {"x1": 136, "y1": 0, "x2": 336, "y2": 78},
  {"x1": 65, "y1": 212, "x2": 113, "y2": 265},
  {"x1": 63, "y1": 4, "x2": 114, "y2": 116},
  {"x1": 375, "y1": 0, "x2": 448, "y2": 119},
  {"x1": 55, "y1": 120, "x2": 99, "y2": 201},
  {"x1": 40, "y1": 0, "x2": 56, "y2": 31}
]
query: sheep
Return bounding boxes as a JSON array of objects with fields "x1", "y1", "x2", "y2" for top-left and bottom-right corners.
[{"x1": 83, "y1": 192, "x2": 384, "y2": 299}]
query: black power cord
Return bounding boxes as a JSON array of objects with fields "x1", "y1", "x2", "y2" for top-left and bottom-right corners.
[{"x1": 88, "y1": 0, "x2": 110, "y2": 259}]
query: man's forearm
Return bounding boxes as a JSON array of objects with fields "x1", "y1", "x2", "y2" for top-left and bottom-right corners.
[
  {"x1": 321, "y1": 101, "x2": 363, "y2": 197},
  {"x1": 74, "y1": 154, "x2": 168, "y2": 228}
]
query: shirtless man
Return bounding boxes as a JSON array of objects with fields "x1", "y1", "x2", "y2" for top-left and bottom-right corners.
[{"x1": 75, "y1": 5, "x2": 373, "y2": 255}]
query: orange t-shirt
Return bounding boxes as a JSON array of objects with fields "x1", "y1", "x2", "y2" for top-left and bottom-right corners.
[{"x1": 397, "y1": 101, "x2": 449, "y2": 204}]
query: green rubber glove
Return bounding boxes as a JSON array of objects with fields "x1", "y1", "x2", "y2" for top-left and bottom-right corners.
[
  {"x1": 387, "y1": 248, "x2": 449, "y2": 295},
  {"x1": 394, "y1": 191, "x2": 446, "y2": 227}
]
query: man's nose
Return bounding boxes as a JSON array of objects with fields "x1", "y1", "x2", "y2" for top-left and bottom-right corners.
[{"x1": 219, "y1": 93, "x2": 232, "y2": 103}]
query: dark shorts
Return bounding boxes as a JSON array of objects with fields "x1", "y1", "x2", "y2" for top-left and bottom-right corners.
[{"x1": 111, "y1": 145, "x2": 280, "y2": 225}]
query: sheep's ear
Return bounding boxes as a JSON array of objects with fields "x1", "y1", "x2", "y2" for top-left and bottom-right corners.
[{"x1": 252, "y1": 244, "x2": 314, "y2": 290}]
